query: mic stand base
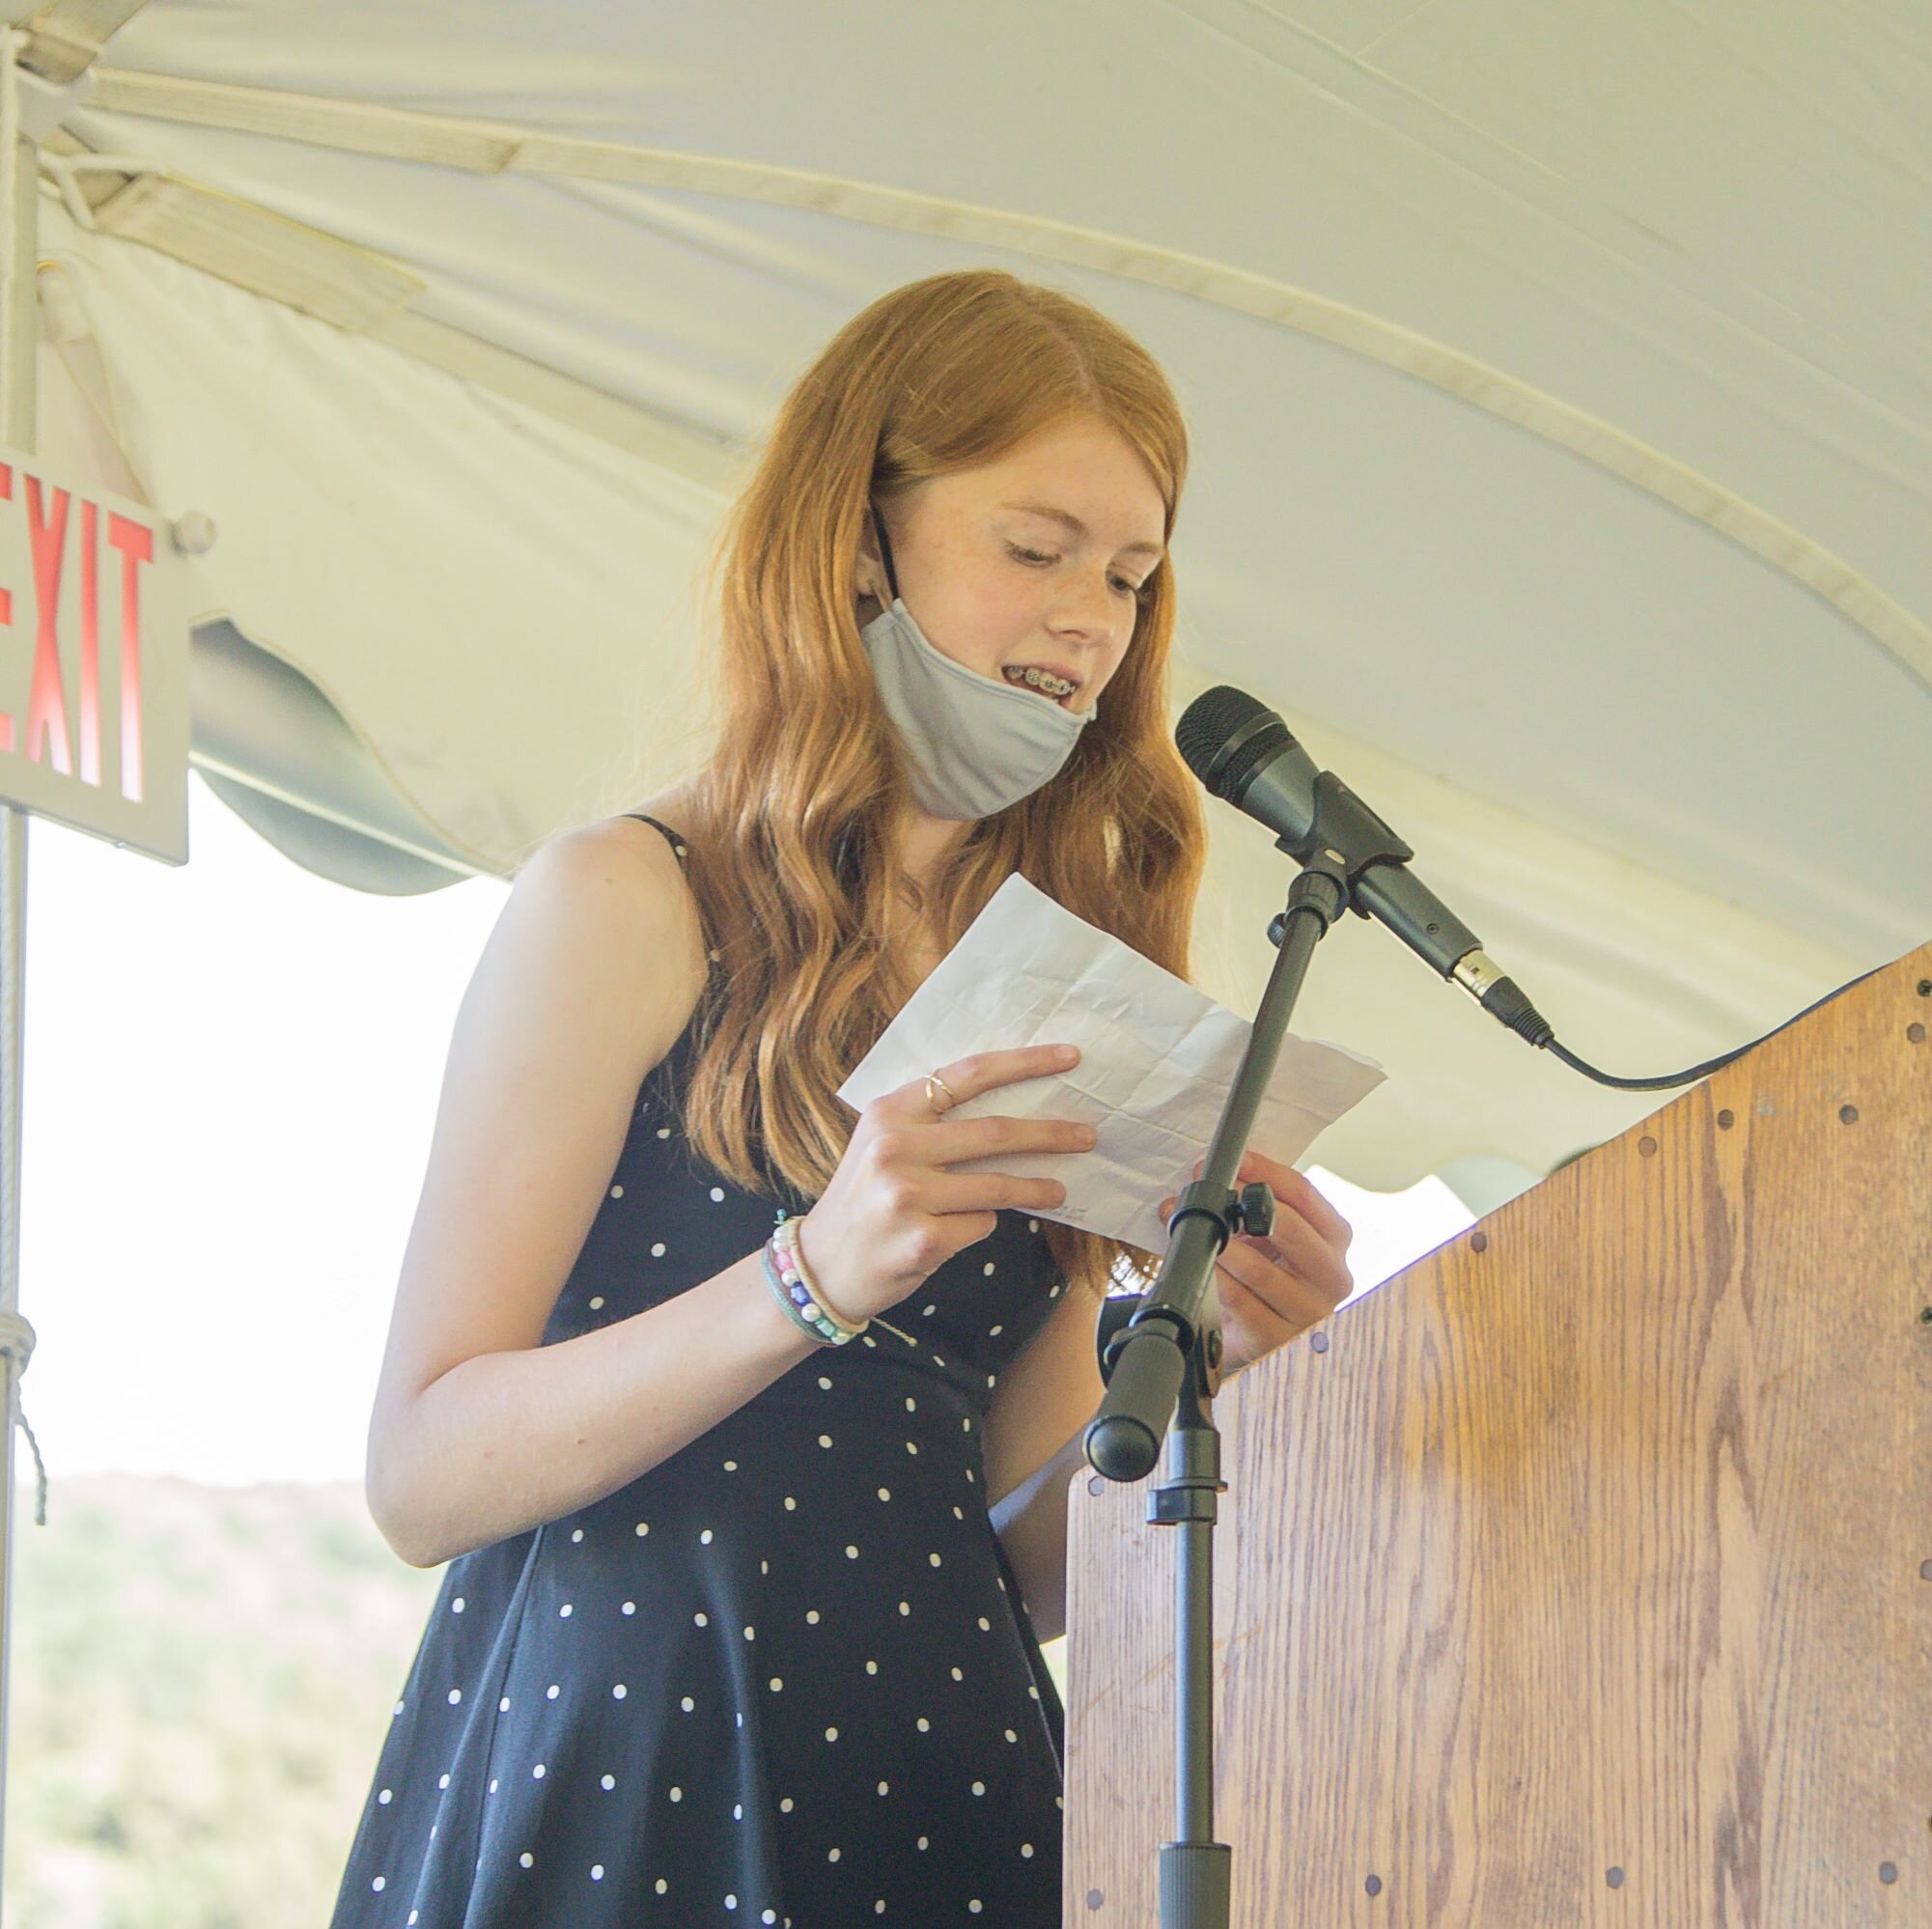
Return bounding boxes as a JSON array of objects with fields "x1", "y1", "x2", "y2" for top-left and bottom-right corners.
[{"x1": 1161, "y1": 1843, "x2": 1233, "y2": 1924}]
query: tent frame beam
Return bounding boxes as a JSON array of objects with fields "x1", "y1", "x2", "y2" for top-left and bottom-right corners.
[
  {"x1": 45, "y1": 61, "x2": 1932, "y2": 700},
  {"x1": 0, "y1": 20, "x2": 41, "y2": 1898},
  {"x1": 15, "y1": 0, "x2": 149, "y2": 88}
]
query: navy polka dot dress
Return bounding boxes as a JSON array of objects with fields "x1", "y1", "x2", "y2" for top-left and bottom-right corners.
[{"x1": 330, "y1": 816, "x2": 1069, "y2": 1927}]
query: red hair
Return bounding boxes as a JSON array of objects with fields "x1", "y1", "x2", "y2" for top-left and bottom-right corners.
[{"x1": 672, "y1": 269, "x2": 1206, "y2": 1299}]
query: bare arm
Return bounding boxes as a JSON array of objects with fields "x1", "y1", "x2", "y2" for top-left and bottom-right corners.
[
  {"x1": 377, "y1": 1254, "x2": 819, "y2": 1569},
  {"x1": 363, "y1": 818, "x2": 817, "y2": 1570},
  {"x1": 987, "y1": 1432, "x2": 1086, "y2": 1645},
  {"x1": 983, "y1": 1280, "x2": 1109, "y2": 1644}
]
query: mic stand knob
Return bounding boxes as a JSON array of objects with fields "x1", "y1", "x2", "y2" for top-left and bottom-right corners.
[{"x1": 1235, "y1": 1182, "x2": 1274, "y2": 1240}]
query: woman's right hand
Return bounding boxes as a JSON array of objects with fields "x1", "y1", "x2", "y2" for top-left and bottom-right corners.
[{"x1": 795, "y1": 1044, "x2": 1095, "y2": 1323}]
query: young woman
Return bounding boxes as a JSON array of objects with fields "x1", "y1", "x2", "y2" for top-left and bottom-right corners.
[{"x1": 331, "y1": 268, "x2": 1354, "y2": 1927}]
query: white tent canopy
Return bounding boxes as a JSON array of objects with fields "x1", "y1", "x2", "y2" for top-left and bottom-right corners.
[{"x1": 12, "y1": 0, "x2": 1929, "y2": 1200}]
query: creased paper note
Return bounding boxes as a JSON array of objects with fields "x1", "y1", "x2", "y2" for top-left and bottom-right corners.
[{"x1": 837, "y1": 874, "x2": 1385, "y2": 1253}]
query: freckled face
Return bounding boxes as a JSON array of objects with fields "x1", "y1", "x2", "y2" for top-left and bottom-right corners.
[{"x1": 857, "y1": 413, "x2": 1167, "y2": 714}]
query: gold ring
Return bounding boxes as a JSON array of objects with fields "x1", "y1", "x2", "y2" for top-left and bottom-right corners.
[{"x1": 924, "y1": 1074, "x2": 959, "y2": 1112}]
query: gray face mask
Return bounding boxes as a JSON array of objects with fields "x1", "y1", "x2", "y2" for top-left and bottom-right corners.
[{"x1": 859, "y1": 507, "x2": 1093, "y2": 822}]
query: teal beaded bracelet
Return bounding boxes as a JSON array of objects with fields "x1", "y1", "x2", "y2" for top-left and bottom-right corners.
[
  {"x1": 772, "y1": 1213, "x2": 867, "y2": 1334},
  {"x1": 762, "y1": 1212, "x2": 920, "y2": 1351},
  {"x1": 763, "y1": 1216, "x2": 864, "y2": 1346},
  {"x1": 760, "y1": 1238, "x2": 845, "y2": 1346}
]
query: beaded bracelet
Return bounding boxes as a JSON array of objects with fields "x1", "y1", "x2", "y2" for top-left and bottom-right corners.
[
  {"x1": 774, "y1": 1214, "x2": 869, "y2": 1340},
  {"x1": 761, "y1": 1212, "x2": 921, "y2": 1351},
  {"x1": 760, "y1": 1238, "x2": 845, "y2": 1347},
  {"x1": 763, "y1": 1213, "x2": 866, "y2": 1346}
]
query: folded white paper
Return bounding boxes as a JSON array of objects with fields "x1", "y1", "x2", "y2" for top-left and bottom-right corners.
[{"x1": 836, "y1": 873, "x2": 1386, "y2": 1253}]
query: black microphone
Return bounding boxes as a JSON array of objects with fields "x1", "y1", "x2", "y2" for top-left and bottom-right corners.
[{"x1": 1176, "y1": 685, "x2": 1554, "y2": 1046}]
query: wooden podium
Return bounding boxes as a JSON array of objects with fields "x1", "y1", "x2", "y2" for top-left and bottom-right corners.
[{"x1": 1064, "y1": 941, "x2": 1931, "y2": 1926}]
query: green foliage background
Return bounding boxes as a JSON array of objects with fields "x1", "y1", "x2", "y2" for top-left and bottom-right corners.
[
  {"x1": 6, "y1": 1475, "x2": 441, "y2": 1929},
  {"x1": 5, "y1": 1475, "x2": 1071, "y2": 1925}
]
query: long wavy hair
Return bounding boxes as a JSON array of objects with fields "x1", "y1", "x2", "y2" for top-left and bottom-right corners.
[{"x1": 674, "y1": 268, "x2": 1207, "y2": 1300}]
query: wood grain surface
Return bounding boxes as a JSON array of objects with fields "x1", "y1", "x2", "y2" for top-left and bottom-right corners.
[{"x1": 1064, "y1": 940, "x2": 1932, "y2": 1927}]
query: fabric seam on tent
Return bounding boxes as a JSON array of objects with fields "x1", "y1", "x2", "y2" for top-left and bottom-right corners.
[{"x1": 70, "y1": 65, "x2": 1932, "y2": 698}]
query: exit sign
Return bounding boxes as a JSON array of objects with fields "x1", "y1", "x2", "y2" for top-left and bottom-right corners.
[{"x1": 0, "y1": 448, "x2": 187, "y2": 862}]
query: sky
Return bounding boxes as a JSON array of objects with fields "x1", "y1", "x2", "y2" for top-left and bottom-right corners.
[{"x1": 13, "y1": 776, "x2": 1472, "y2": 1489}]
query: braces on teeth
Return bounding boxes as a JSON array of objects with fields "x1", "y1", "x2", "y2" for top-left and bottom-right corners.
[{"x1": 1004, "y1": 665, "x2": 1077, "y2": 697}]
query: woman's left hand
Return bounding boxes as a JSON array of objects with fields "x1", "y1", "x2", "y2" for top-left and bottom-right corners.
[{"x1": 1157, "y1": 1152, "x2": 1355, "y2": 1377}]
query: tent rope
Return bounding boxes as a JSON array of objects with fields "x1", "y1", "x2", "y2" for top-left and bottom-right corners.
[{"x1": 0, "y1": 1310, "x2": 47, "y2": 1525}]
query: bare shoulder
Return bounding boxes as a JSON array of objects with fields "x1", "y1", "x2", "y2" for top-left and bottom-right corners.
[
  {"x1": 363, "y1": 802, "x2": 708, "y2": 1485},
  {"x1": 508, "y1": 806, "x2": 709, "y2": 1072}
]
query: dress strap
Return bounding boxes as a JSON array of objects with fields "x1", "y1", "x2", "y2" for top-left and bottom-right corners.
[{"x1": 624, "y1": 812, "x2": 689, "y2": 863}]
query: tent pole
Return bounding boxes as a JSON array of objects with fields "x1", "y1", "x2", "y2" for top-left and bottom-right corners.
[{"x1": 0, "y1": 23, "x2": 37, "y2": 1899}]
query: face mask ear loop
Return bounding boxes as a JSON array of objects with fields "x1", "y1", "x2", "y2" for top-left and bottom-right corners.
[{"x1": 871, "y1": 500, "x2": 902, "y2": 604}]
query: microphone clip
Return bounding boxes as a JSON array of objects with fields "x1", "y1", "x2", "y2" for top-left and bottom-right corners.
[{"x1": 1269, "y1": 768, "x2": 1415, "y2": 930}]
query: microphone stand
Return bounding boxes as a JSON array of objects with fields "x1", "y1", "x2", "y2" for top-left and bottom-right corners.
[{"x1": 1084, "y1": 786, "x2": 1411, "y2": 1929}]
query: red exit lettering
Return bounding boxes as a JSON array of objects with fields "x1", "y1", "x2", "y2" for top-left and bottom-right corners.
[{"x1": 0, "y1": 462, "x2": 154, "y2": 800}]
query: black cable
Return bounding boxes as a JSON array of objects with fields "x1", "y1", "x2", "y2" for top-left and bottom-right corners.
[{"x1": 1528, "y1": 964, "x2": 1887, "y2": 1093}]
